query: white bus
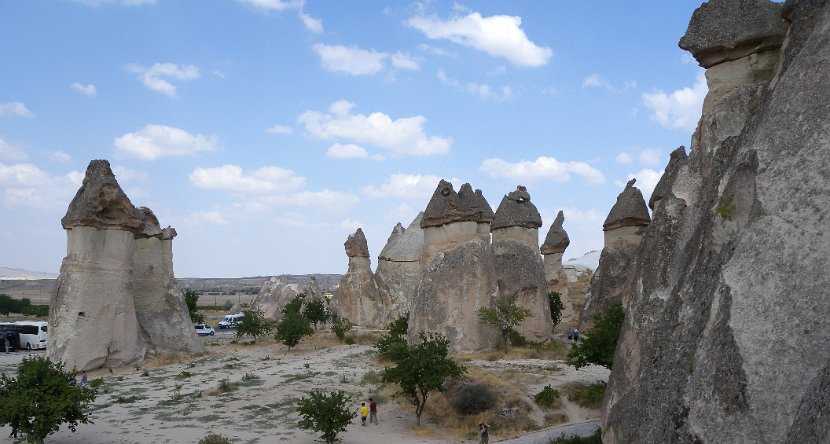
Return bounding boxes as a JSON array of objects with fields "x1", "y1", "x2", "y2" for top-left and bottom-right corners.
[{"x1": 6, "y1": 321, "x2": 48, "y2": 350}]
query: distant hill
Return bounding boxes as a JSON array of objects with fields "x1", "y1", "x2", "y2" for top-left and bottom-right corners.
[
  {"x1": 564, "y1": 250, "x2": 601, "y2": 272},
  {"x1": 0, "y1": 267, "x2": 57, "y2": 280}
]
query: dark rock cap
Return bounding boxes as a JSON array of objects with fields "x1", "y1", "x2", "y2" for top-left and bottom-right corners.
[
  {"x1": 649, "y1": 146, "x2": 689, "y2": 210},
  {"x1": 420, "y1": 180, "x2": 495, "y2": 228},
  {"x1": 492, "y1": 186, "x2": 543, "y2": 230},
  {"x1": 62, "y1": 159, "x2": 166, "y2": 237},
  {"x1": 541, "y1": 211, "x2": 570, "y2": 255},
  {"x1": 603, "y1": 179, "x2": 651, "y2": 231},
  {"x1": 679, "y1": 0, "x2": 788, "y2": 68},
  {"x1": 344, "y1": 228, "x2": 370, "y2": 257}
]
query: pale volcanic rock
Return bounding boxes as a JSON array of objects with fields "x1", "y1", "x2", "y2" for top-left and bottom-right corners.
[
  {"x1": 375, "y1": 213, "x2": 424, "y2": 321},
  {"x1": 251, "y1": 276, "x2": 304, "y2": 320},
  {"x1": 603, "y1": 2, "x2": 830, "y2": 443},
  {"x1": 331, "y1": 229, "x2": 385, "y2": 326},
  {"x1": 344, "y1": 228, "x2": 370, "y2": 258},
  {"x1": 48, "y1": 160, "x2": 202, "y2": 371},
  {"x1": 679, "y1": 0, "x2": 788, "y2": 68},
  {"x1": 491, "y1": 186, "x2": 552, "y2": 342},
  {"x1": 540, "y1": 211, "x2": 575, "y2": 327}
]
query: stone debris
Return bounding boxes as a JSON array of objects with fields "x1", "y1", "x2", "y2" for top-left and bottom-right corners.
[{"x1": 48, "y1": 160, "x2": 203, "y2": 371}]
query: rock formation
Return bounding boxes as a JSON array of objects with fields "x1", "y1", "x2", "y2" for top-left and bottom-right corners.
[
  {"x1": 330, "y1": 228, "x2": 384, "y2": 326},
  {"x1": 252, "y1": 276, "x2": 305, "y2": 320},
  {"x1": 491, "y1": 186, "x2": 552, "y2": 342},
  {"x1": 579, "y1": 179, "x2": 650, "y2": 329},
  {"x1": 603, "y1": 1, "x2": 830, "y2": 443},
  {"x1": 408, "y1": 180, "x2": 497, "y2": 353},
  {"x1": 540, "y1": 211, "x2": 575, "y2": 327},
  {"x1": 48, "y1": 160, "x2": 203, "y2": 370},
  {"x1": 374, "y1": 212, "x2": 424, "y2": 320}
]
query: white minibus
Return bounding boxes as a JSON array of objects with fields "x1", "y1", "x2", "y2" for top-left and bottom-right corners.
[{"x1": 14, "y1": 321, "x2": 48, "y2": 350}]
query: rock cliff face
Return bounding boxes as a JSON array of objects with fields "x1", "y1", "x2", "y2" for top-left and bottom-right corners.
[
  {"x1": 409, "y1": 180, "x2": 497, "y2": 352},
  {"x1": 579, "y1": 179, "x2": 650, "y2": 328},
  {"x1": 540, "y1": 211, "x2": 574, "y2": 327},
  {"x1": 330, "y1": 229, "x2": 384, "y2": 326},
  {"x1": 491, "y1": 186, "x2": 552, "y2": 342},
  {"x1": 374, "y1": 213, "x2": 424, "y2": 320},
  {"x1": 604, "y1": 1, "x2": 830, "y2": 443},
  {"x1": 252, "y1": 276, "x2": 304, "y2": 320},
  {"x1": 48, "y1": 160, "x2": 202, "y2": 370}
]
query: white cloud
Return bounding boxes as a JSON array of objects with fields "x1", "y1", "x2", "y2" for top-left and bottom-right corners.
[
  {"x1": 437, "y1": 70, "x2": 512, "y2": 101},
  {"x1": 0, "y1": 163, "x2": 82, "y2": 209},
  {"x1": 237, "y1": 0, "x2": 303, "y2": 11},
  {"x1": 265, "y1": 124, "x2": 293, "y2": 135},
  {"x1": 621, "y1": 169, "x2": 664, "y2": 199},
  {"x1": 391, "y1": 52, "x2": 420, "y2": 70},
  {"x1": 340, "y1": 218, "x2": 363, "y2": 231},
  {"x1": 407, "y1": 12, "x2": 552, "y2": 67},
  {"x1": 361, "y1": 173, "x2": 446, "y2": 199},
  {"x1": 189, "y1": 164, "x2": 305, "y2": 194},
  {"x1": 74, "y1": 0, "x2": 155, "y2": 6},
  {"x1": 487, "y1": 66, "x2": 507, "y2": 77},
  {"x1": 643, "y1": 71, "x2": 707, "y2": 131},
  {"x1": 326, "y1": 143, "x2": 369, "y2": 159},
  {"x1": 297, "y1": 100, "x2": 451, "y2": 156},
  {"x1": 615, "y1": 152, "x2": 633, "y2": 165},
  {"x1": 417, "y1": 43, "x2": 452, "y2": 57},
  {"x1": 70, "y1": 82, "x2": 97, "y2": 97},
  {"x1": 111, "y1": 165, "x2": 149, "y2": 183},
  {"x1": 313, "y1": 44, "x2": 386, "y2": 76},
  {"x1": 299, "y1": 11, "x2": 323, "y2": 33},
  {"x1": 479, "y1": 156, "x2": 605, "y2": 185},
  {"x1": 0, "y1": 137, "x2": 27, "y2": 162},
  {"x1": 48, "y1": 150, "x2": 72, "y2": 164},
  {"x1": 114, "y1": 124, "x2": 221, "y2": 160},
  {"x1": 638, "y1": 148, "x2": 664, "y2": 167},
  {"x1": 187, "y1": 210, "x2": 229, "y2": 226},
  {"x1": 0, "y1": 102, "x2": 34, "y2": 118},
  {"x1": 126, "y1": 63, "x2": 200, "y2": 97},
  {"x1": 263, "y1": 190, "x2": 360, "y2": 211},
  {"x1": 582, "y1": 73, "x2": 612, "y2": 90}
]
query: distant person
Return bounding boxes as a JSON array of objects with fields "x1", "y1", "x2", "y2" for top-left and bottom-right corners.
[
  {"x1": 360, "y1": 402, "x2": 368, "y2": 426},
  {"x1": 3, "y1": 336, "x2": 10, "y2": 353},
  {"x1": 479, "y1": 423, "x2": 489, "y2": 444},
  {"x1": 567, "y1": 328, "x2": 574, "y2": 342},
  {"x1": 369, "y1": 397, "x2": 378, "y2": 424},
  {"x1": 81, "y1": 370, "x2": 88, "y2": 386},
  {"x1": 573, "y1": 328, "x2": 579, "y2": 343}
]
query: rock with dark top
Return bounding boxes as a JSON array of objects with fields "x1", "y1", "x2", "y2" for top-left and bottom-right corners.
[
  {"x1": 421, "y1": 180, "x2": 494, "y2": 229},
  {"x1": 540, "y1": 211, "x2": 570, "y2": 255},
  {"x1": 48, "y1": 159, "x2": 202, "y2": 371},
  {"x1": 648, "y1": 147, "x2": 688, "y2": 210},
  {"x1": 540, "y1": 211, "x2": 574, "y2": 326},
  {"x1": 331, "y1": 229, "x2": 384, "y2": 325},
  {"x1": 491, "y1": 186, "x2": 543, "y2": 230},
  {"x1": 602, "y1": 179, "x2": 651, "y2": 231},
  {"x1": 603, "y1": 2, "x2": 830, "y2": 443},
  {"x1": 679, "y1": 0, "x2": 788, "y2": 68},
  {"x1": 344, "y1": 228, "x2": 370, "y2": 257}
]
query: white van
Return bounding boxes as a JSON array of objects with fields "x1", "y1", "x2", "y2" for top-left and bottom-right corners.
[
  {"x1": 218, "y1": 313, "x2": 244, "y2": 329},
  {"x1": 13, "y1": 321, "x2": 48, "y2": 350}
]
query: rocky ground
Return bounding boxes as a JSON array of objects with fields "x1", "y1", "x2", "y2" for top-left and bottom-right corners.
[{"x1": 0, "y1": 334, "x2": 608, "y2": 444}]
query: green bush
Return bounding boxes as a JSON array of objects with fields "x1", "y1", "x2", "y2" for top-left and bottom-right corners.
[
  {"x1": 274, "y1": 311, "x2": 314, "y2": 349},
  {"x1": 184, "y1": 290, "x2": 205, "y2": 324},
  {"x1": 549, "y1": 427, "x2": 602, "y2": 443},
  {"x1": 567, "y1": 382, "x2": 605, "y2": 409},
  {"x1": 198, "y1": 432, "x2": 232, "y2": 444},
  {"x1": 477, "y1": 293, "x2": 531, "y2": 349},
  {"x1": 302, "y1": 298, "x2": 330, "y2": 330},
  {"x1": 387, "y1": 312, "x2": 409, "y2": 336},
  {"x1": 0, "y1": 294, "x2": 49, "y2": 317},
  {"x1": 235, "y1": 308, "x2": 272, "y2": 341},
  {"x1": 567, "y1": 303, "x2": 624, "y2": 369},
  {"x1": 297, "y1": 390, "x2": 353, "y2": 444},
  {"x1": 548, "y1": 292, "x2": 565, "y2": 327},
  {"x1": 283, "y1": 294, "x2": 306, "y2": 315},
  {"x1": 451, "y1": 383, "x2": 497, "y2": 414},
  {"x1": 376, "y1": 313, "x2": 409, "y2": 359},
  {"x1": 344, "y1": 336, "x2": 356, "y2": 345},
  {"x1": 534, "y1": 385, "x2": 561, "y2": 408},
  {"x1": 331, "y1": 317, "x2": 353, "y2": 342}
]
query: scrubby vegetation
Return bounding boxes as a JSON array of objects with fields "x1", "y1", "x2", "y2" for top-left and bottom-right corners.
[
  {"x1": 331, "y1": 316, "x2": 353, "y2": 342},
  {"x1": 297, "y1": 390, "x2": 353, "y2": 444},
  {"x1": 548, "y1": 427, "x2": 602, "y2": 443},
  {"x1": 548, "y1": 292, "x2": 565, "y2": 327},
  {"x1": 567, "y1": 303, "x2": 624, "y2": 369},
  {"x1": 534, "y1": 385, "x2": 561, "y2": 408},
  {"x1": 477, "y1": 293, "x2": 530, "y2": 349},
  {"x1": 184, "y1": 290, "x2": 205, "y2": 324},
  {"x1": 376, "y1": 313, "x2": 409, "y2": 360},
  {"x1": 235, "y1": 308, "x2": 273, "y2": 341},
  {"x1": 0, "y1": 294, "x2": 48, "y2": 317},
  {"x1": 564, "y1": 381, "x2": 606, "y2": 409},
  {"x1": 451, "y1": 383, "x2": 497, "y2": 414}
]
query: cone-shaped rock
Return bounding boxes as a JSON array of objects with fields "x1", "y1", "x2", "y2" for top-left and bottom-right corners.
[
  {"x1": 375, "y1": 213, "x2": 424, "y2": 321},
  {"x1": 541, "y1": 211, "x2": 570, "y2": 255},
  {"x1": 540, "y1": 211, "x2": 575, "y2": 327},
  {"x1": 421, "y1": 180, "x2": 495, "y2": 228},
  {"x1": 331, "y1": 228, "x2": 383, "y2": 325},
  {"x1": 344, "y1": 228, "x2": 370, "y2": 258},
  {"x1": 603, "y1": 179, "x2": 651, "y2": 232}
]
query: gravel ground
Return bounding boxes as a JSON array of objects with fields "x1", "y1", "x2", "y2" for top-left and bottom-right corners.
[{"x1": 496, "y1": 420, "x2": 600, "y2": 443}]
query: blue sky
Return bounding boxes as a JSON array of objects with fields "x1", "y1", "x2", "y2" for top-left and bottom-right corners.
[{"x1": 0, "y1": 0, "x2": 707, "y2": 277}]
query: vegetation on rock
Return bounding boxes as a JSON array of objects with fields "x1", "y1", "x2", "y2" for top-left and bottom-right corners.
[{"x1": 477, "y1": 293, "x2": 531, "y2": 349}]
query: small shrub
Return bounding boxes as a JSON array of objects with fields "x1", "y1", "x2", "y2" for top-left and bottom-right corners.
[
  {"x1": 115, "y1": 395, "x2": 141, "y2": 404},
  {"x1": 451, "y1": 383, "x2": 497, "y2": 414},
  {"x1": 361, "y1": 370, "x2": 381, "y2": 385},
  {"x1": 222, "y1": 300, "x2": 234, "y2": 311},
  {"x1": 198, "y1": 432, "x2": 232, "y2": 444},
  {"x1": 716, "y1": 198, "x2": 737, "y2": 220},
  {"x1": 548, "y1": 292, "x2": 565, "y2": 327},
  {"x1": 534, "y1": 385, "x2": 561, "y2": 408},
  {"x1": 344, "y1": 336, "x2": 356, "y2": 345},
  {"x1": 89, "y1": 378, "x2": 105, "y2": 389},
  {"x1": 177, "y1": 371, "x2": 193, "y2": 379},
  {"x1": 549, "y1": 427, "x2": 602, "y2": 443},
  {"x1": 241, "y1": 372, "x2": 260, "y2": 382},
  {"x1": 566, "y1": 382, "x2": 605, "y2": 409},
  {"x1": 331, "y1": 318, "x2": 353, "y2": 342},
  {"x1": 217, "y1": 378, "x2": 238, "y2": 393},
  {"x1": 297, "y1": 390, "x2": 353, "y2": 444}
]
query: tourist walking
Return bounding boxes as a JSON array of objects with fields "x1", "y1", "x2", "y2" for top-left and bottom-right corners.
[
  {"x1": 81, "y1": 370, "x2": 88, "y2": 386},
  {"x1": 360, "y1": 402, "x2": 368, "y2": 426},
  {"x1": 573, "y1": 328, "x2": 579, "y2": 343},
  {"x1": 479, "y1": 423, "x2": 489, "y2": 444},
  {"x1": 369, "y1": 397, "x2": 378, "y2": 424}
]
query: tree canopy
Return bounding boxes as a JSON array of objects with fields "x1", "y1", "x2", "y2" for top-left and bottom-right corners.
[{"x1": 567, "y1": 303, "x2": 625, "y2": 369}]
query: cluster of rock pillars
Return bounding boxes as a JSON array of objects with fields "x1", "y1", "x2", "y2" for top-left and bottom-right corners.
[{"x1": 45, "y1": 0, "x2": 830, "y2": 442}]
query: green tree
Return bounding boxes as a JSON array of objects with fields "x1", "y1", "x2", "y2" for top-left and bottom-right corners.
[
  {"x1": 0, "y1": 356, "x2": 97, "y2": 443},
  {"x1": 235, "y1": 308, "x2": 272, "y2": 341},
  {"x1": 376, "y1": 313, "x2": 409, "y2": 360},
  {"x1": 381, "y1": 332, "x2": 466, "y2": 425},
  {"x1": 331, "y1": 317, "x2": 352, "y2": 343},
  {"x1": 296, "y1": 390, "x2": 353, "y2": 444},
  {"x1": 0, "y1": 294, "x2": 15, "y2": 316},
  {"x1": 283, "y1": 294, "x2": 306, "y2": 315},
  {"x1": 567, "y1": 303, "x2": 625, "y2": 369},
  {"x1": 274, "y1": 311, "x2": 314, "y2": 350},
  {"x1": 302, "y1": 298, "x2": 330, "y2": 330},
  {"x1": 548, "y1": 292, "x2": 565, "y2": 327},
  {"x1": 477, "y1": 293, "x2": 531, "y2": 348},
  {"x1": 184, "y1": 290, "x2": 205, "y2": 324}
]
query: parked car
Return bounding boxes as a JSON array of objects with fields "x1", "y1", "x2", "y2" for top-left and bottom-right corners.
[
  {"x1": 218, "y1": 313, "x2": 244, "y2": 329},
  {"x1": 194, "y1": 323, "x2": 215, "y2": 336}
]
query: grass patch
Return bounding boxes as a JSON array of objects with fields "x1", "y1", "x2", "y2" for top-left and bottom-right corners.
[
  {"x1": 177, "y1": 370, "x2": 194, "y2": 379},
  {"x1": 218, "y1": 378, "x2": 239, "y2": 393},
  {"x1": 361, "y1": 370, "x2": 381, "y2": 384},
  {"x1": 562, "y1": 381, "x2": 605, "y2": 409},
  {"x1": 114, "y1": 395, "x2": 142, "y2": 404},
  {"x1": 534, "y1": 385, "x2": 562, "y2": 408},
  {"x1": 283, "y1": 371, "x2": 319, "y2": 383},
  {"x1": 549, "y1": 427, "x2": 602, "y2": 443}
]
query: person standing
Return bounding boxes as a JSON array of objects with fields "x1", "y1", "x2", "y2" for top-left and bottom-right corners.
[
  {"x1": 3, "y1": 335, "x2": 10, "y2": 353},
  {"x1": 360, "y1": 402, "x2": 368, "y2": 426},
  {"x1": 369, "y1": 397, "x2": 378, "y2": 424},
  {"x1": 573, "y1": 328, "x2": 579, "y2": 343},
  {"x1": 479, "y1": 423, "x2": 489, "y2": 444},
  {"x1": 81, "y1": 370, "x2": 88, "y2": 386}
]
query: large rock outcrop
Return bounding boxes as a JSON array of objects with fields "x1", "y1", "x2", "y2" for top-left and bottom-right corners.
[
  {"x1": 604, "y1": 1, "x2": 830, "y2": 443},
  {"x1": 540, "y1": 211, "x2": 575, "y2": 327},
  {"x1": 491, "y1": 186, "x2": 552, "y2": 342},
  {"x1": 330, "y1": 229, "x2": 384, "y2": 326},
  {"x1": 374, "y1": 213, "x2": 424, "y2": 320},
  {"x1": 252, "y1": 276, "x2": 305, "y2": 320},
  {"x1": 48, "y1": 160, "x2": 202, "y2": 370},
  {"x1": 579, "y1": 179, "x2": 650, "y2": 328},
  {"x1": 409, "y1": 180, "x2": 497, "y2": 352}
]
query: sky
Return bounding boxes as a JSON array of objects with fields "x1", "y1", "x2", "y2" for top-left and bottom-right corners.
[{"x1": 0, "y1": 0, "x2": 709, "y2": 278}]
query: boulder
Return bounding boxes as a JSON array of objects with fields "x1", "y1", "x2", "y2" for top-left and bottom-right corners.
[
  {"x1": 251, "y1": 276, "x2": 304, "y2": 320},
  {"x1": 603, "y1": 3, "x2": 830, "y2": 443},
  {"x1": 48, "y1": 160, "x2": 202, "y2": 370}
]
